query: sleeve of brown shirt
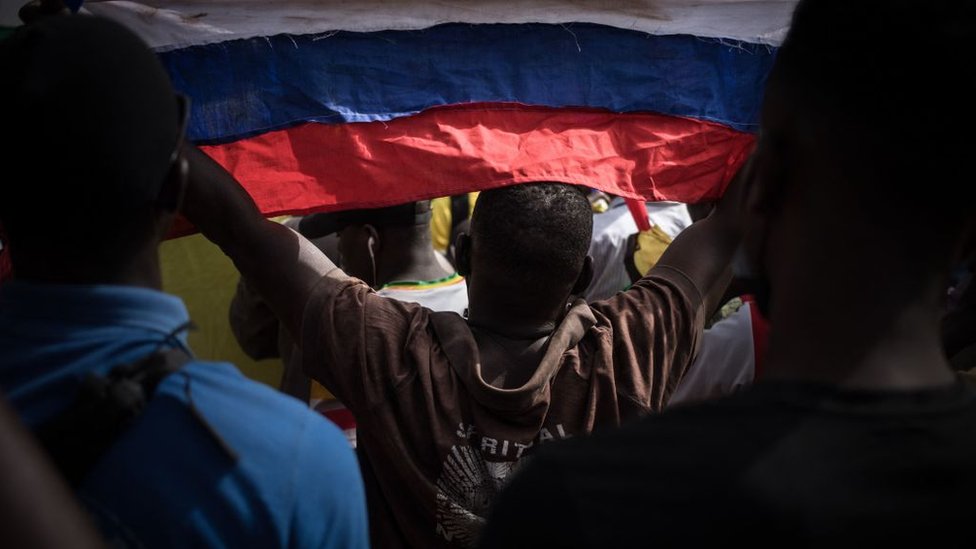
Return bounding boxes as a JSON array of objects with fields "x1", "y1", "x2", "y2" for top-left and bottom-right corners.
[
  {"x1": 588, "y1": 265, "x2": 706, "y2": 411},
  {"x1": 300, "y1": 275, "x2": 427, "y2": 412}
]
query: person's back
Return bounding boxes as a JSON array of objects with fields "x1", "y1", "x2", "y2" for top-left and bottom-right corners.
[
  {"x1": 0, "y1": 16, "x2": 368, "y2": 547},
  {"x1": 0, "y1": 287, "x2": 366, "y2": 547},
  {"x1": 481, "y1": 1, "x2": 976, "y2": 547},
  {"x1": 293, "y1": 184, "x2": 708, "y2": 547}
]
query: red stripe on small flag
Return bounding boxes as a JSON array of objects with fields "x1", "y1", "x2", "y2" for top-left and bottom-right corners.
[
  {"x1": 625, "y1": 198, "x2": 652, "y2": 232},
  {"x1": 741, "y1": 295, "x2": 771, "y2": 379}
]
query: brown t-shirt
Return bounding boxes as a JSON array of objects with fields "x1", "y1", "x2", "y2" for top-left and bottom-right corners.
[{"x1": 301, "y1": 267, "x2": 704, "y2": 548}]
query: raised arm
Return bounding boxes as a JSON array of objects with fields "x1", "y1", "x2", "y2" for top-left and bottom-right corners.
[
  {"x1": 650, "y1": 154, "x2": 752, "y2": 316},
  {"x1": 180, "y1": 146, "x2": 346, "y2": 341}
]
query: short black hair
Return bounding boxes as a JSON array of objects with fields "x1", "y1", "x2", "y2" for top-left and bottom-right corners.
[
  {"x1": 0, "y1": 16, "x2": 180, "y2": 266},
  {"x1": 471, "y1": 182, "x2": 592, "y2": 299},
  {"x1": 767, "y1": 0, "x2": 975, "y2": 237}
]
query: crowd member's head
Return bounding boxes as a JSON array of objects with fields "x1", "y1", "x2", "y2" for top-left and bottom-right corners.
[
  {"x1": 0, "y1": 17, "x2": 369, "y2": 548},
  {"x1": 458, "y1": 183, "x2": 593, "y2": 328},
  {"x1": 299, "y1": 201, "x2": 441, "y2": 287},
  {"x1": 745, "y1": 0, "x2": 975, "y2": 352},
  {"x1": 0, "y1": 16, "x2": 187, "y2": 287}
]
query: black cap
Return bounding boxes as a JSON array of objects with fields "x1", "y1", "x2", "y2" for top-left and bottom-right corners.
[{"x1": 298, "y1": 201, "x2": 433, "y2": 238}]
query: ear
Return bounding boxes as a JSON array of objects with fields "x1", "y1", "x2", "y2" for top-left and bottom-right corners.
[
  {"x1": 156, "y1": 154, "x2": 188, "y2": 213},
  {"x1": 571, "y1": 256, "x2": 593, "y2": 295},
  {"x1": 455, "y1": 233, "x2": 472, "y2": 277}
]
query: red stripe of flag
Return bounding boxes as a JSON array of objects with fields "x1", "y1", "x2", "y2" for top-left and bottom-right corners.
[{"x1": 197, "y1": 103, "x2": 753, "y2": 224}]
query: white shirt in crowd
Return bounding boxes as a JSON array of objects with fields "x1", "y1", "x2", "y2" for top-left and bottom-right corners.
[{"x1": 585, "y1": 198, "x2": 693, "y2": 301}]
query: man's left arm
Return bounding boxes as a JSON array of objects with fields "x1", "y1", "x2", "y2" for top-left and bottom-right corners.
[
  {"x1": 181, "y1": 147, "x2": 418, "y2": 411},
  {"x1": 180, "y1": 146, "x2": 344, "y2": 344}
]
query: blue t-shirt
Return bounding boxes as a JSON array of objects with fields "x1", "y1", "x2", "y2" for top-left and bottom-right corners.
[{"x1": 0, "y1": 282, "x2": 369, "y2": 548}]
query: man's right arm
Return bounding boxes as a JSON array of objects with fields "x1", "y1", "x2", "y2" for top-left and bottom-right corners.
[
  {"x1": 591, "y1": 154, "x2": 752, "y2": 409},
  {"x1": 180, "y1": 146, "x2": 346, "y2": 344},
  {"x1": 649, "y1": 154, "x2": 752, "y2": 317}
]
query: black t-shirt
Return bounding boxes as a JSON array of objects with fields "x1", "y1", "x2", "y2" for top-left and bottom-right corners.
[{"x1": 480, "y1": 381, "x2": 976, "y2": 548}]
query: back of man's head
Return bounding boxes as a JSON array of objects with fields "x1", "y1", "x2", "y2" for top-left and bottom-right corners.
[
  {"x1": 469, "y1": 183, "x2": 592, "y2": 315},
  {"x1": 300, "y1": 201, "x2": 435, "y2": 284},
  {"x1": 0, "y1": 16, "x2": 181, "y2": 281},
  {"x1": 760, "y1": 0, "x2": 975, "y2": 290}
]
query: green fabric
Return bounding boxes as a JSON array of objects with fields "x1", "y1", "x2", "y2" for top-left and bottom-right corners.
[
  {"x1": 380, "y1": 272, "x2": 462, "y2": 289},
  {"x1": 160, "y1": 233, "x2": 283, "y2": 388}
]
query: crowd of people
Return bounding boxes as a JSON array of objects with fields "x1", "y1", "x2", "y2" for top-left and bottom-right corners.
[{"x1": 0, "y1": 0, "x2": 974, "y2": 547}]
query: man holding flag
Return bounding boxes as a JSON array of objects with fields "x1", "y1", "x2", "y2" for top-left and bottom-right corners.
[{"x1": 181, "y1": 128, "x2": 746, "y2": 545}]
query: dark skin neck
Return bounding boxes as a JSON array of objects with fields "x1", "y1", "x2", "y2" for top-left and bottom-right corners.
[
  {"x1": 466, "y1": 295, "x2": 564, "y2": 338},
  {"x1": 6, "y1": 209, "x2": 173, "y2": 290},
  {"x1": 467, "y1": 298, "x2": 563, "y2": 390},
  {"x1": 474, "y1": 330, "x2": 552, "y2": 389},
  {"x1": 10, "y1": 243, "x2": 164, "y2": 289},
  {"x1": 462, "y1": 241, "x2": 584, "y2": 338},
  {"x1": 764, "y1": 286, "x2": 955, "y2": 390},
  {"x1": 376, "y1": 227, "x2": 453, "y2": 286},
  {"x1": 465, "y1": 273, "x2": 574, "y2": 389}
]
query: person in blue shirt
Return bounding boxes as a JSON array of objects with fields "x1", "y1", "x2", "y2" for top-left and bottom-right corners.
[{"x1": 0, "y1": 15, "x2": 368, "y2": 548}]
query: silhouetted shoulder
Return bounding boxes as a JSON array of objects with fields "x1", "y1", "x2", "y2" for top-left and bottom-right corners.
[{"x1": 484, "y1": 382, "x2": 976, "y2": 548}]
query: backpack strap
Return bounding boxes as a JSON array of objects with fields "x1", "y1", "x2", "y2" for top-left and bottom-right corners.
[{"x1": 35, "y1": 348, "x2": 192, "y2": 488}]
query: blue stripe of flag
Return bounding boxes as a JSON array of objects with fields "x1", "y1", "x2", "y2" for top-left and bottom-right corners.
[{"x1": 161, "y1": 23, "x2": 776, "y2": 144}]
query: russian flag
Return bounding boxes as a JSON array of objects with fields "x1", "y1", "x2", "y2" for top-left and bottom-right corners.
[{"x1": 77, "y1": 0, "x2": 791, "y2": 219}]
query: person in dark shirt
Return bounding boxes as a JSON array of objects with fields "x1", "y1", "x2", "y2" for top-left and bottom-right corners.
[{"x1": 480, "y1": 1, "x2": 976, "y2": 547}]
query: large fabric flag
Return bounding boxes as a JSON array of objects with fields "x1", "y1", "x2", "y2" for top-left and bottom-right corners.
[
  {"x1": 0, "y1": 2, "x2": 793, "y2": 387},
  {"x1": 78, "y1": 0, "x2": 792, "y2": 218}
]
